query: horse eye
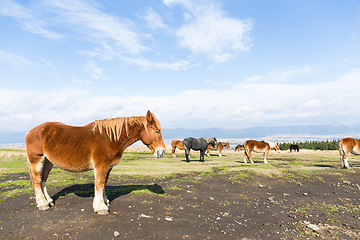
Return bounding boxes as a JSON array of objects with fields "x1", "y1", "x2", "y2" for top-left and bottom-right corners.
[{"x1": 155, "y1": 130, "x2": 160, "y2": 134}]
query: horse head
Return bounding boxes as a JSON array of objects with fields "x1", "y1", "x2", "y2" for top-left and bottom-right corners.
[
  {"x1": 211, "y1": 137, "x2": 218, "y2": 149},
  {"x1": 140, "y1": 110, "x2": 166, "y2": 158},
  {"x1": 274, "y1": 142, "x2": 281, "y2": 153}
]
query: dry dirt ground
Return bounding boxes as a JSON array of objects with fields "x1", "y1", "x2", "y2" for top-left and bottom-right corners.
[{"x1": 1, "y1": 152, "x2": 360, "y2": 239}]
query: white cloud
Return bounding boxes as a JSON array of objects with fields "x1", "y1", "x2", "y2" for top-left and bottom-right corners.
[
  {"x1": 140, "y1": 7, "x2": 168, "y2": 30},
  {"x1": 244, "y1": 65, "x2": 315, "y2": 83},
  {"x1": 0, "y1": 0, "x2": 63, "y2": 39},
  {"x1": 0, "y1": 49, "x2": 33, "y2": 65},
  {"x1": 45, "y1": 0, "x2": 149, "y2": 55},
  {"x1": 165, "y1": 0, "x2": 253, "y2": 63},
  {"x1": 119, "y1": 56, "x2": 192, "y2": 70},
  {"x1": 273, "y1": 65, "x2": 314, "y2": 80},
  {"x1": 244, "y1": 75, "x2": 263, "y2": 82},
  {"x1": 83, "y1": 60, "x2": 106, "y2": 80},
  {"x1": 2, "y1": 68, "x2": 360, "y2": 131}
]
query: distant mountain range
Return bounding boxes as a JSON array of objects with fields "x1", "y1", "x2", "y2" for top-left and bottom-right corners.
[
  {"x1": 2, "y1": 124, "x2": 360, "y2": 148},
  {"x1": 161, "y1": 124, "x2": 360, "y2": 140}
]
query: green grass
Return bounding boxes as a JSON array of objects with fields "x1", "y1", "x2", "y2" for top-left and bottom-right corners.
[{"x1": 0, "y1": 148, "x2": 359, "y2": 202}]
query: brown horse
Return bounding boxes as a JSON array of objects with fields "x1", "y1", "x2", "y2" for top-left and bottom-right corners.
[
  {"x1": 234, "y1": 144, "x2": 244, "y2": 152},
  {"x1": 338, "y1": 137, "x2": 360, "y2": 169},
  {"x1": 243, "y1": 140, "x2": 280, "y2": 164},
  {"x1": 25, "y1": 110, "x2": 165, "y2": 215},
  {"x1": 206, "y1": 142, "x2": 230, "y2": 156},
  {"x1": 171, "y1": 140, "x2": 186, "y2": 157}
]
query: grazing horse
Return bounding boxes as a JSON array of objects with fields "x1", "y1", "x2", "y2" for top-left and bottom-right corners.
[
  {"x1": 25, "y1": 110, "x2": 165, "y2": 215},
  {"x1": 338, "y1": 137, "x2": 360, "y2": 169},
  {"x1": 171, "y1": 140, "x2": 186, "y2": 157},
  {"x1": 289, "y1": 144, "x2": 299, "y2": 152},
  {"x1": 206, "y1": 142, "x2": 230, "y2": 157},
  {"x1": 234, "y1": 144, "x2": 244, "y2": 152},
  {"x1": 243, "y1": 140, "x2": 280, "y2": 164},
  {"x1": 182, "y1": 137, "x2": 217, "y2": 162}
]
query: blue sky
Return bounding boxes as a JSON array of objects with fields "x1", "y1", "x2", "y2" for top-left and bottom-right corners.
[{"x1": 0, "y1": 0, "x2": 360, "y2": 132}]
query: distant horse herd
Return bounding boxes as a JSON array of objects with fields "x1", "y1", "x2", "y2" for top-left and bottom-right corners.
[{"x1": 23, "y1": 111, "x2": 360, "y2": 214}]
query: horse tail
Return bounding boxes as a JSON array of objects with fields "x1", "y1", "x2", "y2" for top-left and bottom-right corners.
[
  {"x1": 26, "y1": 156, "x2": 35, "y2": 188},
  {"x1": 244, "y1": 141, "x2": 250, "y2": 158},
  {"x1": 338, "y1": 139, "x2": 345, "y2": 158}
]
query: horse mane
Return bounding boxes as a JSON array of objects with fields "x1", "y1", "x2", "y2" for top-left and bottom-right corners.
[{"x1": 91, "y1": 116, "x2": 149, "y2": 142}]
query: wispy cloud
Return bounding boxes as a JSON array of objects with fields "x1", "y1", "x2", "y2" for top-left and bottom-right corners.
[
  {"x1": 0, "y1": 49, "x2": 33, "y2": 65},
  {"x1": 83, "y1": 60, "x2": 106, "y2": 80},
  {"x1": 139, "y1": 7, "x2": 168, "y2": 30},
  {"x1": 0, "y1": 0, "x2": 63, "y2": 39},
  {"x1": 244, "y1": 65, "x2": 314, "y2": 83},
  {"x1": 44, "y1": 0, "x2": 149, "y2": 55},
  {"x1": 165, "y1": 0, "x2": 253, "y2": 63}
]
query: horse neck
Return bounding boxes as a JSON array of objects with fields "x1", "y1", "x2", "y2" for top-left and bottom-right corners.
[
  {"x1": 93, "y1": 117, "x2": 146, "y2": 152},
  {"x1": 117, "y1": 118, "x2": 146, "y2": 150}
]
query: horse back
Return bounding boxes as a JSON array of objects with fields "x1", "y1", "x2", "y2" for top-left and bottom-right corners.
[
  {"x1": 183, "y1": 137, "x2": 207, "y2": 151},
  {"x1": 245, "y1": 140, "x2": 269, "y2": 152},
  {"x1": 171, "y1": 140, "x2": 184, "y2": 150},
  {"x1": 26, "y1": 122, "x2": 99, "y2": 171}
]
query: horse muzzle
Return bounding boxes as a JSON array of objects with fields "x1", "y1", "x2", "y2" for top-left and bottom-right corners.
[{"x1": 154, "y1": 147, "x2": 165, "y2": 158}]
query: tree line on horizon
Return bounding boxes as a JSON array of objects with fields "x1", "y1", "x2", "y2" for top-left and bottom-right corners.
[{"x1": 279, "y1": 140, "x2": 339, "y2": 151}]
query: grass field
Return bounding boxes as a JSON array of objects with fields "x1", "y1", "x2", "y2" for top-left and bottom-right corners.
[{"x1": 0, "y1": 146, "x2": 358, "y2": 203}]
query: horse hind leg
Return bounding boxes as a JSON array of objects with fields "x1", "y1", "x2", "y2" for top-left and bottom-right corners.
[
  {"x1": 41, "y1": 157, "x2": 54, "y2": 206},
  {"x1": 27, "y1": 155, "x2": 52, "y2": 210},
  {"x1": 342, "y1": 152, "x2": 351, "y2": 169}
]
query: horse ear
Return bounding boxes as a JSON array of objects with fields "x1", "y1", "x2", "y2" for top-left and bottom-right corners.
[{"x1": 146, "y1": 110, "x2": 153, "y2": 122}]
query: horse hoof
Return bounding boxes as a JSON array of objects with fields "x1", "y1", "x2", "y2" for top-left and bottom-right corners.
[
  {"x1": 96, "y1": 210, "x2": 109, "y2": 215},
  {"x1": 38, "y1": 204, "x2": 50, "y2": 211}
]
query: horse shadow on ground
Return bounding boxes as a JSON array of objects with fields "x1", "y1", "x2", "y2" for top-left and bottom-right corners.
[
  {"x1": 313, "y1": 164, "x2": 337, "y2": 168},
  {"x1": 51, "y1": 183, "x2": 165, "y2": 203}
]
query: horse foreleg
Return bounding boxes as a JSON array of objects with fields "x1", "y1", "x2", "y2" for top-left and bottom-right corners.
[
  {"x1": 218, "y1": 147, "x2": 223, "y2": 157},
  {"x1": 93, "y1": 167, "x2": 110, "y2": 215},
  {"x1": 200, "y1": 150, "x2": 205, "y2": 162},
  {"x1": 184, "y1": 148, "x2": 190, "y2": 162},
  {"x1": 206, "y1": 146, "x2": 211, "y2": 157},
  {"x1": 263, "y1": 151, "x2": 269, "y2": 164},
  {"x1": 172, "y1": 146, "x2": 176, "y2": 157}
]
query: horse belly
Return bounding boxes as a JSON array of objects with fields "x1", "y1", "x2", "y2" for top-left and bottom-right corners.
[
  {"x1": 44, "y1": 150, "x2": 93, "y2": 172},
  {"x1": 351, "y1": 146, "x2": 360, "y2": 155},
  {"x1": 253, "y1": 147, "x2": 265, "y2": 153}
]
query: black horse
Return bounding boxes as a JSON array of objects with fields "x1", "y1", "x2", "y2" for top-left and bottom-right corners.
[
  {"x1": 290, "y1": 144, "x2": 299, "y2": 152},
  {"x1": 182, "y1": 137, "x2": 217, "y2": 162}
]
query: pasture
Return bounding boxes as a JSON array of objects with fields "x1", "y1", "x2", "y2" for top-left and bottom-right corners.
[{"x1": 1, "y1": 147, "x2": 360, "y2": 239}]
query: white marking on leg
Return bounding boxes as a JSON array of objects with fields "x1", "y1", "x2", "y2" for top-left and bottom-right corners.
[
  {"x1": 33, "y1": 156, "x2": 50, "y2": 209},
  {"x1": 41, "y1": 182, "x2": 53, "y2": 206},
  {"x1": 344, "y1": 157, "x2": 351, "y2": 169},
  {"x1": 93, "y1": 188, "x2": 108, "y2": 214}
]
